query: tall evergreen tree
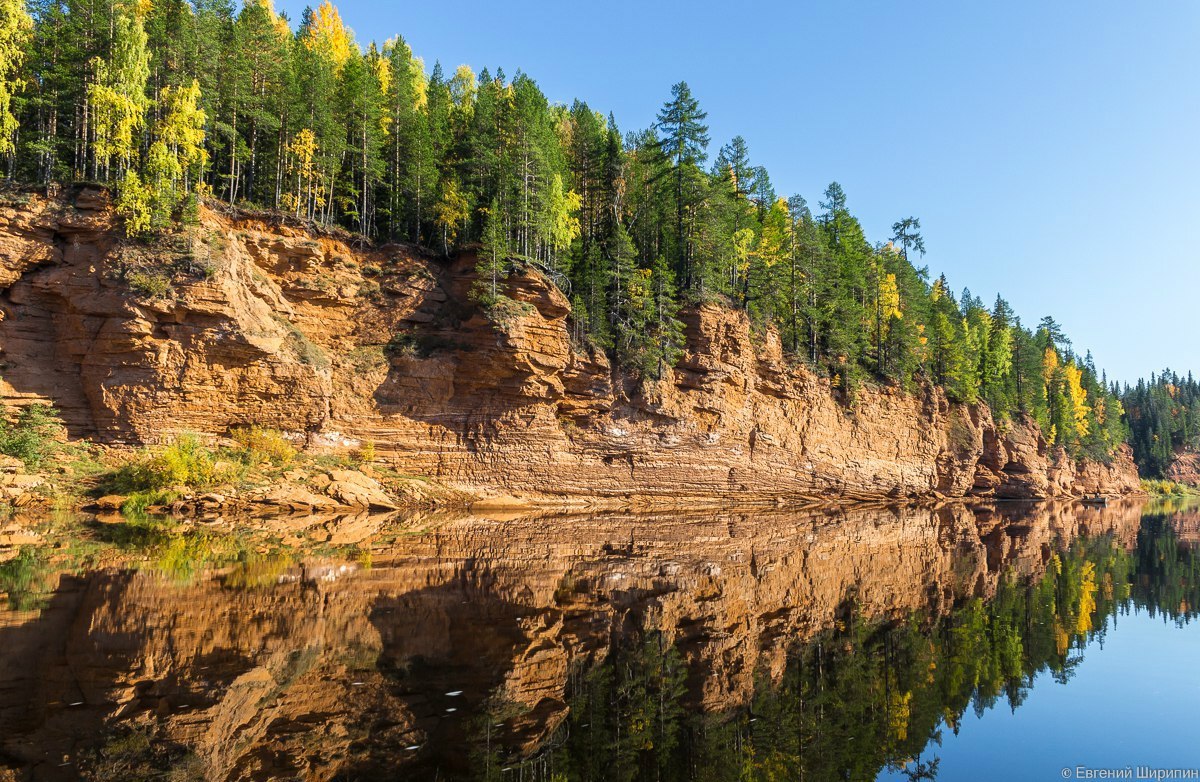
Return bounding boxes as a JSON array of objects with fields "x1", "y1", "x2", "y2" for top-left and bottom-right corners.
[{"x1": 653, "y1": 81, "x2": 708, "y2": 291}]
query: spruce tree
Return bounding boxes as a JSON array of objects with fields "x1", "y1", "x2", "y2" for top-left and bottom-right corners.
[{"x1": 654, "y1": 81, "x2": 708, "y2": 290}]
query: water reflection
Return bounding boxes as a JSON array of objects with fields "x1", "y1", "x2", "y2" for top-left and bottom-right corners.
[{"x1": 0, "y1": 500, "x2": 1194, "y2": 781}]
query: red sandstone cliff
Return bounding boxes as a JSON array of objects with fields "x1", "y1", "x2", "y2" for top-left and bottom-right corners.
[
  {"x1": 0, "y1": 188, "x2": 1140, "y2": 505},
  {"x1": 1165, "y1": 449, "x2": 1200, "y2": 485}
]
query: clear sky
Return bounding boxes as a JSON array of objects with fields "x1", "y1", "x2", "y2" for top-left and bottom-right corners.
[{"x1": 275, "y1": 0, "x2": 1200, "y2": 385}]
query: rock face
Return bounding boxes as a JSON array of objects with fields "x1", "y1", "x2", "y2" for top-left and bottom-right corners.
[
  {"x1": 1165, "y1": 449, "x2": 1200, "y2": 485},
  {"x1": 0, "y1": 189, "x2": 1140, "y2": 504}
]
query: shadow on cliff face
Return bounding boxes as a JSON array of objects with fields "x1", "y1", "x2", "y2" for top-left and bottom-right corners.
[
  {"x1": 0, "y1": 189, "x2": 119, "y2": 439},
  {"x1": 367, "y1": 252, "x2": 583, "y2": 432}
]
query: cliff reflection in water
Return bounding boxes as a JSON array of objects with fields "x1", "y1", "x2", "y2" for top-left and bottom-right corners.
[{"x1": 0, "y1": 500, "x2": 1197, "y2": 781}]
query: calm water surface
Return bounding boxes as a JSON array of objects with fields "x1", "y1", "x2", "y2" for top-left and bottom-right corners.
[{"x1": 0, "y1": 499, "x2": 1197, "y2": 781}]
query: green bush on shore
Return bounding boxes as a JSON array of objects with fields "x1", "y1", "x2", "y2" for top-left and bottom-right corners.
[
  {"x1": 99, "y1": 428, "x2": 297, "y2": 512},
  {"x1": 230, "y1": 426, "x2": 296, "y2": 466},
  {"x1": 119, "y1": 488, "x2": 183, "y2": 517},
  {"x1": 104, "y1": 434, "x2": 232, "y2": 494},
  {"x1": 1141, "y1": 478, "x2": 1195, "y2": 496},
  {"x1": 0, "y1": 403, "x2": 64, "y2": 469}
]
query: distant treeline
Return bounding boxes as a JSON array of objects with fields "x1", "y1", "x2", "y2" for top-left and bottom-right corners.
[
  {"x1": 1122, "y1": 370, "x2": 1200, "y2": 476},
  {"x1": 0, "y1": 0, "x2": 1126, "y2": 457}
]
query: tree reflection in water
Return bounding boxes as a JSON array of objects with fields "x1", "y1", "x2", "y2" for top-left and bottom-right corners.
[
  {"x1": 470, "y1": 510, "x2": 1199, "y2": 782},
  {"x1": 3, "y1": 502, "x2": 1199, "y2": 782}
]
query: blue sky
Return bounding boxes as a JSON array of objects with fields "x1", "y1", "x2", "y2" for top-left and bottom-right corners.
[{"x1": 276, "y1": 0, "x2": 1200, "y2": 385}]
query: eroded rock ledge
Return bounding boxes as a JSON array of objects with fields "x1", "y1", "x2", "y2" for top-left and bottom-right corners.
[{"x1": 0, "y1": 188, "x2": 1140, "y2": 506}]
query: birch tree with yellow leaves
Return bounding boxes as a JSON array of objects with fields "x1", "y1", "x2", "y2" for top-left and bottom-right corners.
[
  {"x1": 282, "y1": 128, "x2": 323, "y2": 220},
  {"x1": 0, "y1": 0, "x2": 32, "y2": 159},
  {"x1": 145, "y1": 79, "x2": 207, "y2": 221},
  {"x1": 89, "y1": 8, "x2": 150, "y2": 178},
  {"x1": 542, "y1": 172, "x2": 580, "y2": 273}
]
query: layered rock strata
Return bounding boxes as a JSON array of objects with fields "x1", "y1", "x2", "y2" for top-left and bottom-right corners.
[{"x1": 0, "y1": 189, "x2": 1140, "y2": 504}]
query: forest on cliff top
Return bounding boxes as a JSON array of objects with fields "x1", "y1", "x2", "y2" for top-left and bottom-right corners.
[{"x1": 0, "y1": 0, "x2": 1152, "y2": 464}]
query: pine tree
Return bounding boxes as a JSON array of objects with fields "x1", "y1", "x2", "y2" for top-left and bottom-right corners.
[
  {"x1": 382, "y1": 35, "x2": 432, "y2": 241},
  {"x1": 511, "y1": 73, "x2": 555, "y2": 259},
  {"x1": 981, "y1": 296, "x2": 1015, "y2": 418},
  {"x1": 620, "y1": 254, "x2": 684, "y2": 379},
  {"x1": 890, "y1": 217, "x2": 925, "y2": 261},
  {"x1": 338, "y1": 43, "x2": 386, "y2": 234},
  {"x1": 820, "y1": 183, "x2": 871, "y2": 390},
  {"x1": 230, "y1": 0, "x2": 290, "y2": 206},
  {"x1": 475, "y1": 195, "x2": 508, "y2": 305}
]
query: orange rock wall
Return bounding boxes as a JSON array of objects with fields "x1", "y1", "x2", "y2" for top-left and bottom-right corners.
[{"x1": 0, "y1": 190, "x2": 1140, "y2": 503}]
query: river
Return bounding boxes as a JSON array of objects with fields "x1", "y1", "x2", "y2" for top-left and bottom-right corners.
[{"x1": 0, "y1": 498, "x2": 1196, "y2": 780}]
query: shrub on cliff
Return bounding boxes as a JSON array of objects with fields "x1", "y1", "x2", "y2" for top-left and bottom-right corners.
[
  {"x1": 1142, "y1": 478, "x2": 1192, "y2": 497},
  {"x1": 0, "y1": 403, "x2": 64, "y2": 469},
  {"x1": 125, "y1": 270, "x2": 172, "y2": 299}
]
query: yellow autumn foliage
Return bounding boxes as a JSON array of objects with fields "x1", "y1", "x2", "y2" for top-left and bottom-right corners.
[
  {"x1": 887, "y1": 690, "x2": 913, "y2": 743},
  {"x1": 544, "y1": 173, "x2": 581, "y2": 254},
  {"x1": 282, "y1": 128, "x2": 326, "y2": 216},
  {"x1": 1042, "y1": 346, "x2": 1059, "y2": 386},
  {"x1": 449, "y1": 64, "x2": 477, "y2": 110},
  {"x1": 0, "y1": 0, "x2": 33, "y2": 154},
  {"x1": 255, "y1": 0, "x2": 293, "y2": 38},
  {"x1": 880, "y1": 272, "x2": 902, "y2": 321},
  {"x1": 1076, "y1": 561, "x2": 1097, "y2": 634},
  {"x1": 1063, "y1": 362, "x2": 1091, "y2": 438},
  {"x1": 931, "y1": 276, "x2": 947, "y2": 302},
  {"x1": 89, "y1": 11, "x2": 151, "y2": 171},
  {"x1": 305, "y1": 0, "x2": 354, "y2": 70},
  {"x1": 755, "y1": 197, "x2": 791, "y2": 270}
]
